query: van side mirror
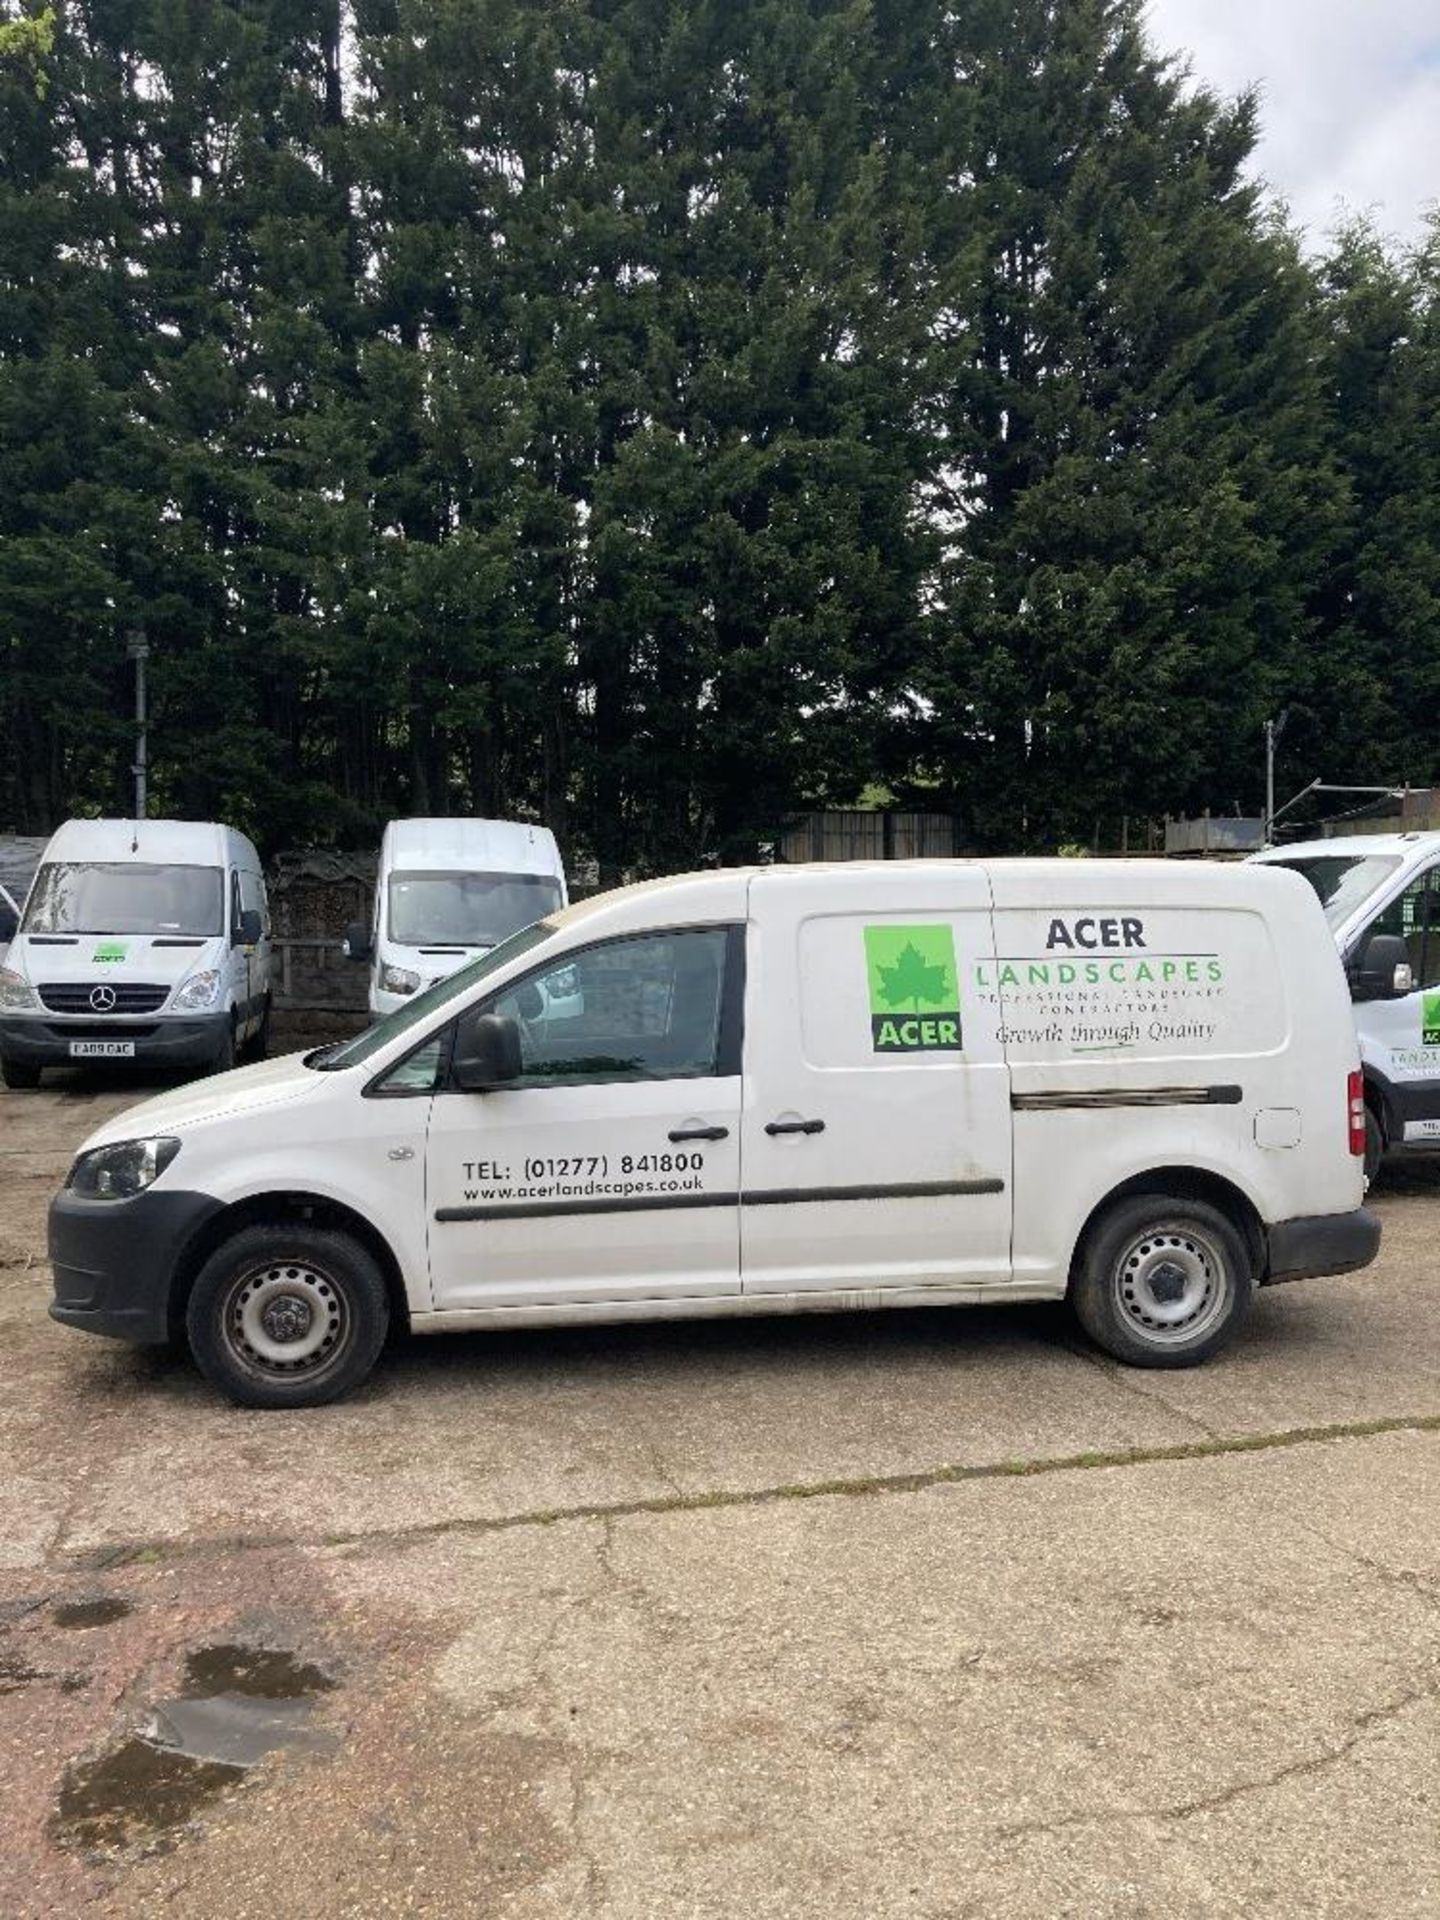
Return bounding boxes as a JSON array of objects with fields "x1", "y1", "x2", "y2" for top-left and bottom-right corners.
[
  {"x1": 235, "y1": 907, "x2": 263, "y2": 947},
  {"x1": 343, "y1": 922, "x2": 372, "y2": 963},
  {"x1": 453, "y1": 1012, "x2": 523, "y2": 1092},
  {"x1": 1350, "y1": 933, "x2": 1413, "y2": 1002}
]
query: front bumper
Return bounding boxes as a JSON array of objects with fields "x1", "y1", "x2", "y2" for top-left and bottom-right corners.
[
  {"x1": 1, "y1": 1012, "x2": 229, "y2": 1070},
  {"x1": 1263, "y1": 1207, "x2": 1381, "y2": 1286},
  {"x1": 49, "y1": 1186, "x2": 223, "y2": 1344}
]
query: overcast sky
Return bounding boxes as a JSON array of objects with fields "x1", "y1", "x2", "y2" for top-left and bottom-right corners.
[{"x1": 1145, "y1": 0, "x2": 1440, "y2": 248}]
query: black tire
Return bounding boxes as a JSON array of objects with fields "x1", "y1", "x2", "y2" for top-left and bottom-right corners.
[
  {"x1": 1071, "y1": 1193, "x2": 1253, "y2": 1369},
  {"x1": 244, "y1": 996, "x2": 271, "y2": 1063},
  {"x1": 1364, "y1": 1104, "x2": 1384, "y2": 1185},
  {"x1": 185, "y1": 1223, "x2": 390, "y2": 1409},
  {"x1": 1, "y1": 1054, "x2": 41, "y2": 1090},
  {"x1": 209, "y1": 1017, "x2": 237, "y2": 1076}
]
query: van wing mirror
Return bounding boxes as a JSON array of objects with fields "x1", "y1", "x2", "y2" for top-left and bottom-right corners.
[
  {"x1": 236, "y1": 907, "x2": 263, "y2": 947},
  {"x1": 1350, "y1": 932, "x2": 1413, "y2": 1002},
  {"x1": 342, "y1": 922, "x2": 372, "y2": 963},
  {"x1": 453, "y1": 1012, "x2": 523, "y2": 1092}
]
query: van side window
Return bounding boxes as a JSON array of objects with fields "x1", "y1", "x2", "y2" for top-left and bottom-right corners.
[
  {"x1": 1365, "y1": 869, "x2": 1440, "y2": 989},
  {"x1": 487, "y1": 928, "x2": 732, "y2": 1087},
  {"x1": 373, "y1": 1032, "x2": 448, "y2": 1094}
]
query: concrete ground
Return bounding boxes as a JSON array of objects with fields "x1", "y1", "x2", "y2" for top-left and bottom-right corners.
[{"x1": 1, "y1": 1066, "x2": 1437, "y2": 1918}]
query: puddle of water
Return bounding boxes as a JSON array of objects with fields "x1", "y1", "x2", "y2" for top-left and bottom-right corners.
[
  {"x1": 53, "y1": 1596, "x2": 133, "y2": 1631},
  {"x1": 52, "y1": 1642, "x2": 338, "y2": 1854},
  {"x1": 54, "y1": 1741, "x2": 244, "y2": 1853},
  {"x1": 183, "y1": 1643, "x2": 335, "y2": 1701}
]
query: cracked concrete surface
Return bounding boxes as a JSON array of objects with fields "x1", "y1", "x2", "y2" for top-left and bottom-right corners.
[{"x1": 2, "y1": 1077, "x2": 1439, "y2": 1916}]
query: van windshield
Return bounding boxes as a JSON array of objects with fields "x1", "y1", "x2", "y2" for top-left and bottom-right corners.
[
  {"x1": 313, "y1": 920, "x2": 557, "y2": 1071},
  {"x1": 387, "y1": 869, "x2": 563, "y2": 948},
  {"x1": 1268, "y1": 854, "x2": 1402, "y2": 929},
  {"x1": 21, "y1": 863, "x2": 225, "y2": 937}
]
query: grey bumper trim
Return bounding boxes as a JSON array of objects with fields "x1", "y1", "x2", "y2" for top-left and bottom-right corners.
[
  {"x1": 49, "y1": 1188, "x2": 224, "y2": 1343},
  {"x1": 1264, "y1": 1207, "x2": 1381, "y2": 1286}
]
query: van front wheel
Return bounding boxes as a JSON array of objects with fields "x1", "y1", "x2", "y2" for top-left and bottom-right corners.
[
  {"x1": 186, "y1": 1224, "x2": 389, "y2": 1408},
  {"x1": 1364, "y1": 1105, "x2": 1384, "y2": 1185},
  {"x1": 1072, "y1": 1195, "x2": 1252, "y2": 1369}
]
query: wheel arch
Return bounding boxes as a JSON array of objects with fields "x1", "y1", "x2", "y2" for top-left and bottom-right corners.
[
  {"x1": 1068, "y1": 1166, "x2": 1266, "y2": 1293},
  {"x1": 169, "y1": 1191, "x2": 412, "y2": 1340},
  {"x1": 1361, "y1": 1064, "x2": 1398, "y2": 1154}
]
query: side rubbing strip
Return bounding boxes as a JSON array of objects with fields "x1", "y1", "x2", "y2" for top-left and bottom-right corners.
[
  {"x1": 435, "y1": 1178, "x2": 1004, "y2": 1224},
  {"x1": 1012, "y1": 1085, "x2": 1243, "y2": 1112},
  {"x1": 742, "y1": 1179, "x2": 1004, "y2": 1206}
]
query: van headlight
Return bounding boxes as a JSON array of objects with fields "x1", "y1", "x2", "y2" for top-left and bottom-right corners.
[
  {"x1": 0, "y1": 967, "x2": 37, "y2": 1011},
  {"x1": 380, "y1": 964, "x2": 420, "y2": 996},
  {"x1": 172, "y1": 969, "x2": 222, "y2": 1011},
  {"x1": 68, "y1": 1137, "x2": 181, "y2": 1200}
]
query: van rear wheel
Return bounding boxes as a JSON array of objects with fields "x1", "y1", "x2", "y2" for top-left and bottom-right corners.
[
  {"x1": 186, "y1": 1224, "x2": 389, "y2": 1409},
  {"x1": 1072, "y1": 1194, "x2": 1252, "y2": 1369}
]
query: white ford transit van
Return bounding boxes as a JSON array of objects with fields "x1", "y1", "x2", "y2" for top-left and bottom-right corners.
[
  {"x1": 1, "y1": 819, "x2": 271, "y2": 1089},
  {"x1": 1252, "y1": 831, "x2": 1440, "y2": 1174},
  {"x1": 48, "y1": 860, "x2": 1378, "y2": 1408},
  {"x1": 346, "y1": 817, "x2": 568, "y2": 1017}
]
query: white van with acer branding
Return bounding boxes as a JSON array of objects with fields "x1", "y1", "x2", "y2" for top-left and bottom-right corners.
[
  {"x1": 2, "y1": 819, "x2": 271, "y2": 1089},
  {"x1": 48, "y1": 860, "x2": 1378, "y2": 1408},
  {"x1": 1252, "y1": 832, "x2": 1440, "y2": 1176}
]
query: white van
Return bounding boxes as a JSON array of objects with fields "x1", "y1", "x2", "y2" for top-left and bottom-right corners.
[
  {"x1": 346, "y1": 817, "x2": 567, "y2": 1017},
  {"x1": 48, "y1": 859, "x2": 1378, "y2": 1408},
  {"x1": 0, "y1": 884, "x2": 19, "y2": 970},
  {"x1": 1252, "y1": 831, "x2": 1440, "y2": 1174},
  {"x1": 0, "y1": 819, "x2": 272, "y2": 1089}
]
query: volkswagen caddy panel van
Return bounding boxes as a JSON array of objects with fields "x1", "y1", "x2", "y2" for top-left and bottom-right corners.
[{"x1": 49, "y1": 860, "x2": 1378, "y2": 1406}]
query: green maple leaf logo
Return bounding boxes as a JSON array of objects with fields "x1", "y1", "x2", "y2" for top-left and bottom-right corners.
[{"x1": 877, "y1": 941, "x2": 952, "y2": 1011}]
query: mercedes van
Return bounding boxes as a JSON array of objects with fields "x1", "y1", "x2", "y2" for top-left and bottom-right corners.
[
  {"x1": 1, "y1": 819, "x2": 272, "y2": 1088},
  {"x1": 345, "y1": 817, "x2": 567, "y2": 1017},
  {"x1": 48, "y1": 859, "x2": 1378, "y2": 1408},
  {"x1": 0, "y1": 884, "x2": 19, "y2": 969},
  {"x1": 1253, "y1": 831, "x2": 1440, "y2": 1174}
]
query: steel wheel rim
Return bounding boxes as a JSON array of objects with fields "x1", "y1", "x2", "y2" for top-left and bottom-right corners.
[
  {"x1": 1113, "y1": 1223, "x2": 1230, "y2": 1346},
  {"x1": 222, "y1": 1262, "x2": 351, "y2": 1379}
]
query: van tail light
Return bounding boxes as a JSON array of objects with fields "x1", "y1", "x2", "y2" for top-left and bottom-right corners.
[{"x1": 1348, "y1": 1071, "x2": 1366, "y2": 1157}]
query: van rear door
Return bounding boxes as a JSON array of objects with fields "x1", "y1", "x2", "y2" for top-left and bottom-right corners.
[{"x1": 739, "y1": 868, "x2": 1013, "y2": 1295}]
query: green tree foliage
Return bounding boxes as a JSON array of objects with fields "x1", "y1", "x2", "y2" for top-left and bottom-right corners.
[
  {"x1": 905, "y1": 0, "x2": 1342, "y2": 847},
  {"x1": 1, "y1": 1, "x2": 1436, "y2": 859},
  {"x1": 1309, "y1": 216, "x2": 1440, "y2": 788}
]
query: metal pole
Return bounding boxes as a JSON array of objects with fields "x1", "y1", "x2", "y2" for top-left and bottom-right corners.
[
  {"x1": 1264, "y1": 718, "x2": 1274, "y2": 845},
  {"x1": 127, "y1": 628, "x2": 149, "y2": 820},
  {"x1": 135, "y1": 649, "x2": 147, "y2": 820}
]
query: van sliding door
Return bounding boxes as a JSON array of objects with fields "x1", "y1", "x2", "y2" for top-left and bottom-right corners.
[{"x1": 739, "y1": 868, "x2": 1013, "y2": 1295}]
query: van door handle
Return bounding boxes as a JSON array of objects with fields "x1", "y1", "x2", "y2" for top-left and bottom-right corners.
[
  {"x1": 765, "y1": 1118, "x2": 825, "y2": 1136},
  {"x1": 668, "y1": 1124, "x2": 729, "y2": 1143}
]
